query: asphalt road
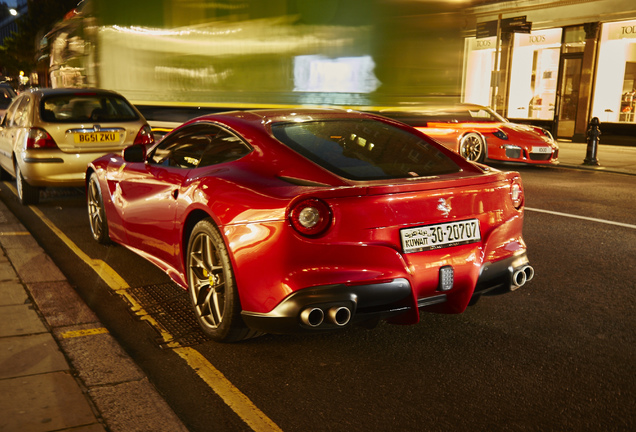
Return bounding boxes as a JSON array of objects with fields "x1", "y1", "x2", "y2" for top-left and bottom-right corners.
[{"x1": 0, "y1": 164, "x2": 634, "y2": 432}]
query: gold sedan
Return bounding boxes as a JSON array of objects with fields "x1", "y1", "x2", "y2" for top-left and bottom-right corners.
[{"x1": 0, "y1": 88, "x2": 154, "y2": 204}]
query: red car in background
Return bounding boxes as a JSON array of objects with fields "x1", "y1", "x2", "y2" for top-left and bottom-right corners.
[
  {"x1": 379, "y1": 103, "x2": 559, "y2": 165},
  {"x1": 87, "y1": 109, "x2": 533, "y2": 342}
]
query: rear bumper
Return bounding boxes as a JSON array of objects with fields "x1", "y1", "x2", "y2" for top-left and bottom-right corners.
[
  {"x1": 473, "y1": 251, "x2": 533, "y2": 296},
  {"x1": 241, "y1": 252, "x2": 533, "y2": 334},
  {"x1": 241, "y1": 278, "x2": 414, "y2": 334},
  {"x1": 18, "y1": 151, "x2": 108, "y2": 187}
]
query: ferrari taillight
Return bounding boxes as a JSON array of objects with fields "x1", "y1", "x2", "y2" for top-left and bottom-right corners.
[
  {"x1": 133, "y1": 124, "x2": 155, "y2": 145},
  {"x1": 510, "y1": 177, "x2": 524, "y2": 210},
  {"x1": 26, "y1": 128, "x2": 58, "y2": 149},
  {"x1": 289, "y1": 198, "x2": 333, "y2": 237}
]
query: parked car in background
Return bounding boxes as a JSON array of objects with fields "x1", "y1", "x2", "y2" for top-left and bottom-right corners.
[
  {"x1": 87, "y1": 108, "x2": 533, "y2": 343},
  {"x1": 0, "y1": 88, "x2": 154, "y2": 205},
  {"x1": 378, "y1": 103, "x2": 559, "y2": 165}
]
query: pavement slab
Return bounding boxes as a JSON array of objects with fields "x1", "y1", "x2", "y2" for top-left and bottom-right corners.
[
  {"x1": 0, "y1": 371, "x2": 100, "y2": 432},
  {"x1": 3, "y1": 245, "x2": 66, "y2": 284},
  {"x1": 54, "y1": 325, "x2": 146, "y2": 387},
  {"x1": 27, "y1": 280, "x2": 99, "y2": 328},
  {"x1": 0, "y1": 280, "x2": 28, "y2": 306},
  {"x1": 0, "y1": 333, "x2": 68, "y2": 379},
  {"x1": 88, "y1": 378, "x2": 189, "y2": 432},
  {"x1": 0, "y1": 304, "x2": 47, "y2": 337}
]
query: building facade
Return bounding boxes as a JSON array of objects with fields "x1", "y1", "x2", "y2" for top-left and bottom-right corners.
[{"x1": 464, "y1": 0, "x2": 636, "y2": 144}]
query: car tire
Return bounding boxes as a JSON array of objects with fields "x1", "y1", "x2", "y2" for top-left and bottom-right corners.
[
  {"x1": 186, "y1": 218, "x2": 256, "y2": 342},
  {"x1": 15, "y1": 163, "x2": 40, "y2": 205},
  {"x1": 459, "y1": 132, "x2": 485, "y2": 163},
  {"x1": 87, "y1": 173, "x2": 111, "y2": 244}
]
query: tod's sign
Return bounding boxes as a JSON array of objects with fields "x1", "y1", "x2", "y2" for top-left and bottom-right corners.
[
  {"x1": 516, "y1": 29, "x2": 562, "y2": 47},
  {"x1": 606, "y1": 20, "x2": 636, "y2": 40}
]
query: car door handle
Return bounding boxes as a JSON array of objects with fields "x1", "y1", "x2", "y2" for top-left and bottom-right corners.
[{"x1": 172, "y1": 189, "x2": 179, "y2": 199}]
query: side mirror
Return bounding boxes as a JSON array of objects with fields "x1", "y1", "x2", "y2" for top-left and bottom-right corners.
[{"x1": 122, "y1": 144, "x2": 146, "y2": 163}]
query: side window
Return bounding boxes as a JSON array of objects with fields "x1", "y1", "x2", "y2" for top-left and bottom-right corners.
[
  {"x1": 148, "y1": 124, "x2": 218, "y2": 168},
  {"x1": 198, "y1": 129, "x2": 251, "y2": 167},
  {"x1": 12, "y1": 96, "x2": 32, "y2": 127},
  {"x1": 4, "y1": 96, "x2": 23, "y2": 126},
  {"x1": 148, "y1": 123, "x2": 250, "y2": 169}
]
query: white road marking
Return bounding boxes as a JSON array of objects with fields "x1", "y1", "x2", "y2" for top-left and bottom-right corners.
[{"x1": 526, "y1": 207, "x2": 636, "y2": 230}]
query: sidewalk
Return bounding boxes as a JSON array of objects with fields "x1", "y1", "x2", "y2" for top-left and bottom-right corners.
[
  {"x1": 554, "y1": 141, "x2": 636, "y2": 175},
  {"x1": 0, "y1": 140, "x2": 634, "y2": 432},
  {"x1": 0, "y1": 199, "x2": 187, "y2": 431}
]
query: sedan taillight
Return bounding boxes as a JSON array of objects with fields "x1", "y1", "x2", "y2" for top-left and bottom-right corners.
[
  {"x1": 289, "y1": 198, "x2": 333, "y2": 237},
  {"x1": 510, "y1": 177, "x2": 524, "y2": 210},
  {"x1": 26, "y1": 128, "x2": 58, "y2": 149},
  {"x1": 134, "y1": 124, "x2": 155, "y2": 145}
]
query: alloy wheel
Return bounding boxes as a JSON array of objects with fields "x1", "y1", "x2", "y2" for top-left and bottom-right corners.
[
  {"x1": 87, "y1": 175, "x2": 109, "y2": 243},
  {"x1": 460, "y1": 132, "x2": 485, "y2": 162},
  {"x1": 188, "y1": 230, "x2": 227, "y2": 330}
]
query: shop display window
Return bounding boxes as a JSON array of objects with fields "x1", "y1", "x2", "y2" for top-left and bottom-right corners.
[
  {"x1": 507, "y1": 29, "x2": 562, "y2": 120},
  {"x1": 620, "y1": 62, "x2": 636, "y2": 122},
  {"x1": 592, "y1": 20, "x2": 636, "y2": 123},
  {"x1": 462, "y1": 36, "x2": 496, "y2": 107}
]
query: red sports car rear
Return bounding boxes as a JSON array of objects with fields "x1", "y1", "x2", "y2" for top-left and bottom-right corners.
[{"x1": 87, "y1": 109, "x2": 533, "y2": 342}]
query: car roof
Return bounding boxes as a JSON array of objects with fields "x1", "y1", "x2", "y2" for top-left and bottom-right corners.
[
  {"x1": 188, "y1": 108, "x2": 383, "y2": 128},
  {"x1": 22, "y1": 87, "x2": 127, "y2": 98}
]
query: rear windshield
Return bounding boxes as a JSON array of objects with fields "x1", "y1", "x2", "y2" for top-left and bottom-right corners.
[
  {"x1": 272, "y1": 119, "x2": 461, "y2": 180},
  {"x1": 40, "y1": 93, "x2": 139, "y2": 123}
]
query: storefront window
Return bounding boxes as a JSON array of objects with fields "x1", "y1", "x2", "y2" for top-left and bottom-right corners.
[
  {"x1": 562, "y1": 26, "x2": 586, "y2": 54},
  {"x1": 507, "y1": 28, "x2": 562, "y2": 120},
  {"x1": 592, "y1": 20, "x2": 636, "y2": 123},
  {"x1": 462, "y1": 36, "x2": 496, "y2": 107}
]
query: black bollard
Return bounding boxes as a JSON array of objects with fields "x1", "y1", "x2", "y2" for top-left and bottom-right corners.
[{"x1": 583, "y1": 117, "x2": 601, "y2": 166}]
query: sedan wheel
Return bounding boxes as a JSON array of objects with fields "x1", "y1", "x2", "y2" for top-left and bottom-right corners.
[
  {"x1": 87, "y1": 174, "x2": 110, "y2": 244},
  {"x1": 15, "y1": 163, "x2": 39, "y2": 205},
  {"x1": 187, "y1": 219, "x2": 253, "y2": 342},
  {"x1": 459, "y1": 132, "x2": 485, "y2": 162}
]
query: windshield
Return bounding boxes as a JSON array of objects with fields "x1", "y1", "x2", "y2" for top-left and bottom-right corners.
[
  {"x1": 41, "y1": 93, "x2": 139, "y2": 123},
  {"x1": 272, "y1": 119, "x2": 461, "y2": 181}
]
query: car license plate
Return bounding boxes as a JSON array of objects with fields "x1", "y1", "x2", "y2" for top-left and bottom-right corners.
[
  {"x1": 74, "y1": 132, "x2": 120, "y2": 144},
  {"x1": 531, "y1": 146, "x2": 551, "y2": 154},
  {"x1": 400, "y1": 219, "x2": 480, "y2": 253}
]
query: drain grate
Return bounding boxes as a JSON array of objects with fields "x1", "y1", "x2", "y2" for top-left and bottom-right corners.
[{"x1": 125, "y1": 283, "x2": 210, "y2": 348}]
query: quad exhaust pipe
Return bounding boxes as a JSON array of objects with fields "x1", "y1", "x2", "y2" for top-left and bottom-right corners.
[
  {"x1": 300, "y1": 306, "x2": 352, "y2": 327},
  {"x1": 300, "y1": 307, "x2": 324, "y2": 327},
  {"x1": 328, "y1": 306, "x2": 352, "y2": 327},
  {"x1": 512, "y1": 265, "x2": 535, "y2": 288}
]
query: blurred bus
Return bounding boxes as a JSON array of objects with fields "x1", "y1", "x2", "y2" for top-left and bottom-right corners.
[{"x1": 41, "y1": 0, "x2": 466, "y2": 120}]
